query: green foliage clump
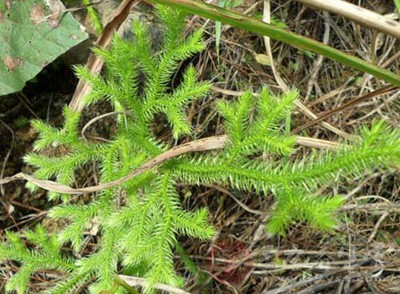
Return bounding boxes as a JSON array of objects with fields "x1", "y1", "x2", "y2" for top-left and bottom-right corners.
[
  {"x1": 2, "y1": 5, "x2": 400, "y2": 294},
  {"x1": 3, "y1": 7, "x2": 213, "y2": 293},
  {"x1": 0, "y1": 226, "x2": 75, "y2": 293}
]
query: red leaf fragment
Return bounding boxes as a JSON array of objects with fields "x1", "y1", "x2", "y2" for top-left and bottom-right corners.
[{"x1": 208, "y1": 238, "x2": 253, "y2": 285}]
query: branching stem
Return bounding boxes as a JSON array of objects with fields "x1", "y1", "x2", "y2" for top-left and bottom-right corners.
[{"x1": 0, "y1": 135, "x2": 340, "y2": 194}]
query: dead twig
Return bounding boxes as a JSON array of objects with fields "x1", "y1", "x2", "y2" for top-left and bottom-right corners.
[
  {"x1": 262, "y1": 0, "x2": 353, "y2": 139},
  {"x1": 0, "y1": 135, "x2": 340, "y2": 194},
  {"x1": 69, "y1": 0, "x2": 139, "y2": 112},
  {"x1": 294, "y1": 0, "x2": 400, "y2": 39},
  {"x1": 292, "y1": 85, "x2": 399, "y2": 134},
  {"x1": 117, "y1": 275, "x2": 190, "y2": 294},
  {"x1": 367, "y1": 211, "x2": 389, "y2": 243}
]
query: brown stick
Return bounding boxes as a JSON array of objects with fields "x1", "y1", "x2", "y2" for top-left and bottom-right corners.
[
  {"x1": 117, "y1": 275, "x2": 190, "y2": 294},
  {"x1": 294, "y1": 0, "x2": 400, "y2": 39},
  {"x1": 69, "y1": 0, "x2": 139, "y2": 112},
  {"x1": 292, "y1": 85, "x2": 399, "y2": 134},
  {"x1": 0, "y1": 135, "x2": 340, "y2": 195}
]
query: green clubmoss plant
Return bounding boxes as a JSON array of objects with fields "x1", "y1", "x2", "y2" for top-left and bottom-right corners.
[{"x1": 2, "y1": 5, "x2": 400, "y2": 294}]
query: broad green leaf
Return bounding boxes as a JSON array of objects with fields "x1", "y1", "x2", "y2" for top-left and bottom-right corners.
[{"x1": 0, "y1": 0, "x2": 88, "y2": 96}]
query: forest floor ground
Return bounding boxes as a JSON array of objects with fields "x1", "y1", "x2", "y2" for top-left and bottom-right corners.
[{"x1": 1, "y1": 0, "x2": 400, "y2": 293}]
